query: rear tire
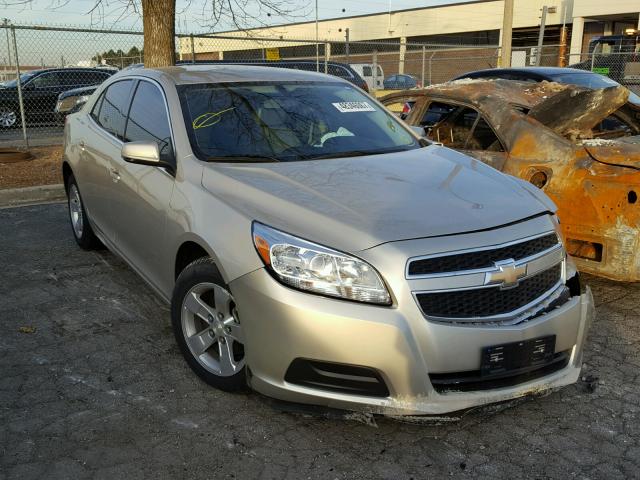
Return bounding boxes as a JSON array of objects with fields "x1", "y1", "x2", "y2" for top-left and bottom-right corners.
[
  {"x1": 66, "y1": 174, "x2": 102, "y2": 250},
  {"x1": 171, "y1": 257, "x2": 247, "y2": 392}
]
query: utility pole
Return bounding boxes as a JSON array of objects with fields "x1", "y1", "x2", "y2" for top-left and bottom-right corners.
[
  {"x1": 501, "y1": 0, "x2": 514, "y2": 67},
  {"x1": 535, "y1": 5, "x2": 548, "y2": 66}
]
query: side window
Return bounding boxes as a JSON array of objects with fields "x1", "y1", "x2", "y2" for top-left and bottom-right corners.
[
  {"x1": 59, "y1": 71, "x2": 83, "y2": 87},
  {"x1": 376, "y1": 66, "x2": 383, "y2": 77},
  {"x1": 421, "y1": 101, "x2": 458, "y2": 127},
  {"x1": 429, "y1": 103, "x2": 503, "y2": 152},
  {"x1": 90, "y1": 91, "x2": 104, "y2": 121},
  {"x1": 95, "y1": 80, "x2": 134, "y2": 139},
  {"x1": 124, "y1": 81, "x2": 175, "y2": 165},
  {"x1": 32, "y1": 72, "x2": 60, "y2": 88},
  {"x1": 362, "y1": 66, "x2": 372, "y2": 77}
]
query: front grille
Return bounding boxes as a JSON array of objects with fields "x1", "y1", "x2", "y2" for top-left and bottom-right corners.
[
  {"x1": 408, "y1": 233, "x2": 559, "y2": 276},
  {"x1": 416, "y1": 264, "x2": 562, "y2": 319}
]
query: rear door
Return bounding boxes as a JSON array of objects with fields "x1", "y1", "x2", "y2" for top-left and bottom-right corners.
[
  {"x1": 81, "y1": 79, "x2": 136, "y2": 242},
  {"x1": 108, "y1": 79, "x2": 176, "y2": 287}
]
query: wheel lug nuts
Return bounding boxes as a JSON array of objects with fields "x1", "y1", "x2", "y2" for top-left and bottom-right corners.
[
  {"x1": 219, "y1": 337, "x2": 226, "y2": 344},
  {"x1": 208, "y1": 329, "x2": 215, "y2": 337},
  {"x1": 225, "y1": 327, "x2": 232, "y2": 333},
  {"x1": 217, "y1": 313, "x2": 224, "y2": 320},
  {"x1": 208, "y1": 315, "x2": 213, "y2": 322}
]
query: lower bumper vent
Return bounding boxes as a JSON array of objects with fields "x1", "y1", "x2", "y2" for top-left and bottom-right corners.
[
  {"x1": 429, "y1": 350, "x2": 570, "y2": 393},
  {"x1": 285, "y1": 358, "x2": 390, "y2": 398}
]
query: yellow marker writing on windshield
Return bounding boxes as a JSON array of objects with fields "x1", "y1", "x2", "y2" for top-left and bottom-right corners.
[{"x1": 192, "y1": 107, "x2": 236, "y2": 130}]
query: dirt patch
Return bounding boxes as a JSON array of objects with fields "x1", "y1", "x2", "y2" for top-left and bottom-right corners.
[{"x1": 0, "y1": 145, "x2": 63, "y2": 189}]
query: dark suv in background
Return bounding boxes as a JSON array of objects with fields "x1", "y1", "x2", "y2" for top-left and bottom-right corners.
[{"x1": 0, "y1": 67, "x2": 115, "y2": 128}]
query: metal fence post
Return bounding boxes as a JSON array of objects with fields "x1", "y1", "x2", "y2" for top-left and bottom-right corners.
[
  {"x1": 372, "y1": 49, "x2": 378, "y2": 92},
  {"x1": 345, "y1": 28, "x2": 350, "y2": 63},
  {"x1": 324, "y1": 42, "x2": 330, "y2": 74},
  {"x1": 428, "y1": 52, "x2": 436, "y2": 86},
  {"x1": 421, "y1": 45, "x2": 426, "y2": 87},
  {"x1": 190, "y1": 34, "x2": 195, "y2": 63},
  {"x1": 10, "y1": 26, "x2": 28, "y2": 150}
]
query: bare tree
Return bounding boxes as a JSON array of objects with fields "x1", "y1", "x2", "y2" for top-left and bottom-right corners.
[{"x1": 1, "y1": 0, "x2": 304, "y2": 67}]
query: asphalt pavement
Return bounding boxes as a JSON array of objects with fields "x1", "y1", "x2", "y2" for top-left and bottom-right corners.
[{"x1": 1, "y1": 203, "x2": 639, "y2": 479}]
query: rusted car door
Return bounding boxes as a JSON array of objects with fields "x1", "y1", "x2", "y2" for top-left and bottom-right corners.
[{"x1": 410, "y1": 98, "x2": 509, "y2": 171}]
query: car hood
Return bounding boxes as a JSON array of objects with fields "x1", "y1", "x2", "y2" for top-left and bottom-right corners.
[{"x1": 201, "y1": 145, "x2": 552, "y2": 252}]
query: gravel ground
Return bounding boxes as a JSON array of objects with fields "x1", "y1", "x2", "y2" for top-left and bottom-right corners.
[
  {"x1": 1, "y1": 203, "x2": 639, "y2": 480},
  {"x1": 0, "y1": 145, "x2": 62, "y2": 190}
]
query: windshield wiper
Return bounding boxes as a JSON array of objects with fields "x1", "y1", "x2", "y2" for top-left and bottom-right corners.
[
  {"x1": 206, "y1": 155, "x2": 280, "y2": 163},
  {"x1": 310, "y1": 148, "x2": 408, "y2": 160}
]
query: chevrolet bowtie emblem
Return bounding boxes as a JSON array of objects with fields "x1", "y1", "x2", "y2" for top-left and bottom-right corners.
[{"x1": 485, "y1": 259, "x2": 527, "y2": 289}]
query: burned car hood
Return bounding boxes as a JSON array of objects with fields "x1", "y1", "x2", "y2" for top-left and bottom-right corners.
[
  {"x1": 528, "y1": 85, "x2": 629, "y2": 138},
  {"x1": 201, "y1": 145, "x2": 552, "y2": 252},
  {"x1": 582, "y1": 138, "x2": 640, "y2": 170}
]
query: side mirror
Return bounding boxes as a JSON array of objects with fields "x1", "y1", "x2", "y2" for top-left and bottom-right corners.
[
  {"x1": 410, "y1": 125, "x2": 426, "y2": 137},
  {"x1": 121, "y1": 141, "x2": 174, "y2": 174},
  {"x1": 121, "y1": 141, "x2": 160, "y2": 165}
]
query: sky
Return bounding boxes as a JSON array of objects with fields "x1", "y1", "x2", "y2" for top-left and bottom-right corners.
[{"x1": 1, "y1": 0, "x2": 480, "y2": 32}]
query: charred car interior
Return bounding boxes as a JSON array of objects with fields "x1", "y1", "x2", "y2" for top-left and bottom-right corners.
[{"x1": 381, "y1": 79, "x2": 640, "y2": 281}]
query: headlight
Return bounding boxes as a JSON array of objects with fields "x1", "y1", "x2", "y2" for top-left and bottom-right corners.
[
  {"x1": 252, "y1": 222, "x2": 391, "y2": 305},
  {"x1": 76, "y1": 94, "x2": 89, "y2": 105}
]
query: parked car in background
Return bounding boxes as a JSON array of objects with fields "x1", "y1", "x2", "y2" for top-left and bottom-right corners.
[
  {"x1": 55, "y1": 85, "x2": 97, "y2": 119},
  {"x1": 349, "y1": 63, "x2": 384, "y2": 91},
  {"x1": 0, "y1": 67, "x2": 115, "y2": 128},
  {"x1": 383, "y1": 73, "x2": 421, "y2": 90},
  {"x1": 62, "y1": 65, "x2": 592, "y2": 415},
  {"x1": 185, "y1": 59, "x2": 370, "y2": 92},
  {"x1": 381, "y1": 79, "x2": 640, "y2": 281},
  {"x1": 453, "y1": 67, "x2": 640, "y2": 105}
]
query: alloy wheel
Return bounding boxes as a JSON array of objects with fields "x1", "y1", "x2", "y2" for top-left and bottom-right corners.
[
  {"x1": 181, "y1": 282, "x2": 245, "y2": 377},
  {"x1": 0, "y1": 109, "x2": 17, "y2": 128},
  {"x1": 68, "y1": 184, "x2": 84, "y2": 239}
]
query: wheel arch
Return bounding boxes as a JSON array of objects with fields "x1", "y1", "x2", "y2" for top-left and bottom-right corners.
[
  {"x1": 174, "y1": 239, "x2": 214, "y2": 280},
  {"x1": 62, "y1": 161, "x2": 73, "y2": 192}
]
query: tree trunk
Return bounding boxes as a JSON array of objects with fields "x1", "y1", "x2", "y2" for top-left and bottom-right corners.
[{"x1": 141, "y1": 0, "x2": 176, "y2": 67}]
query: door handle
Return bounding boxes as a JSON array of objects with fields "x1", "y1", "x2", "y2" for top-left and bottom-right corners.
[
  {"x1": 79, "y1": 140, "x2": 85, "y2": 150},
  {"x1": 109, "y1": 167, "x2": 120, "y2": 183}
]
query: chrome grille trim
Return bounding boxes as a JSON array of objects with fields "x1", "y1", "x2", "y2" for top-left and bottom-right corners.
[
  {"x1": 405, "y1": 230, "x2": 560, "y2": 280},
  {"x1": 407, "y1": 231, "x2": 567, "y2": 326}
]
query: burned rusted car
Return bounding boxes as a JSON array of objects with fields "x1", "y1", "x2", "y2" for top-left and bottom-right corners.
[{"x1": 381, "y1": 80, "x2": 640, "y2": 281}]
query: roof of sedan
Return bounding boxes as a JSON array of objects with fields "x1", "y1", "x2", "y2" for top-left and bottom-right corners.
[
  {"x1": 130, "y1": 64, "x2": 342, "y2": 84},
  {"x1": 383, "y1": 78, "x2": 575, "y2": 109}
]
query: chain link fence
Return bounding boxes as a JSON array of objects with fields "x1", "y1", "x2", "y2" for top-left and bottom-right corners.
[{"x1": 1, "y1": 23, "x2": 638, "y2": 150}]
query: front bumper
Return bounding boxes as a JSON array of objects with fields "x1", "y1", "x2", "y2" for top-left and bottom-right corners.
[{"x1": 230, "y1": 268, "x2": 594, "y2": 416}]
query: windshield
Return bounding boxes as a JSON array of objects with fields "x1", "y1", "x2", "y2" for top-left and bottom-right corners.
[
  {"x1": 550, "y1": 72, "x2": 640, "y2": 105},
  {"x1": 178, "y1": 81, "x2": 420, "y2": 162},
  {"x1": 2, "y1": 71, "x2": 38, "y2": 88}
]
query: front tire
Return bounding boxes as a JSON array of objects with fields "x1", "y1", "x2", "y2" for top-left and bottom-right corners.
[
  {"x1": 171, "y1": 258, "x2": 246, "y2": 392},
  {"x1": 0, "y1": 106, "x2": 18, "y2": 128},
  {"x1": 66, "y1": 174, "x2": 102, "y2": 250}
]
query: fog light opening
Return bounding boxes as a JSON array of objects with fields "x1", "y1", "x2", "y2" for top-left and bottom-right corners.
[
  {"x1": 566, "y1": 238, "x2": 603, "y2": 262},
  {"x1": 628, "y1": 190, "x2": 637, "y2": 204}
]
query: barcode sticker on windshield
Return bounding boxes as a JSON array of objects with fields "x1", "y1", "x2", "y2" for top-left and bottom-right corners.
[{"x1": 332, "y1": 102, "x2": 376, "y2": 113}]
